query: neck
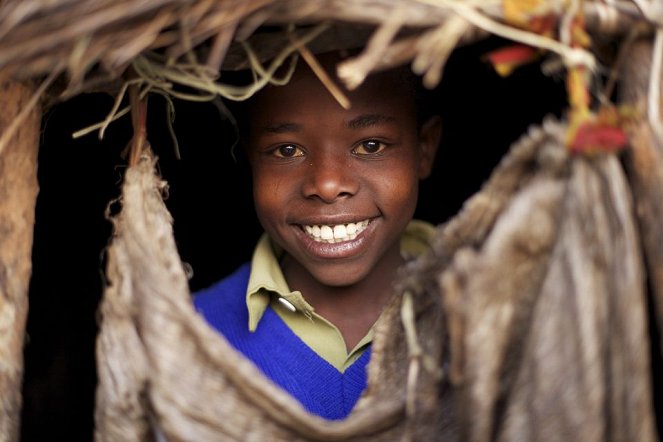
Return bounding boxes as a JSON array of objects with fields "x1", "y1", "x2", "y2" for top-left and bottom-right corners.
[{"x1": 281, "y1": 244, "x2": 404, "y2": 350}]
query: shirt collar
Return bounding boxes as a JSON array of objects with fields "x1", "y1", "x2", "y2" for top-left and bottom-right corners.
[
  {"x1": 246, "y1": 235, "x2": 315, "y2": 331},
  {"x1": 246, "y1": 220, "x2": 436, "y2": 331}
]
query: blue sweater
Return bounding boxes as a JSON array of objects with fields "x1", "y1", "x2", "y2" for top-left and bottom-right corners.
[{"x1": 193, "y1": 263, "x2": 370, "y2": 420}]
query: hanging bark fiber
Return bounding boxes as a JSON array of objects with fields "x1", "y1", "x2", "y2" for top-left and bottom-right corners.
[
  {"x1": 0, "y1": 80, "x2": 41, "y2": 441},
  {"x1": 94, "y1": 143, "x2": 454, "y2": 441},
  {"x1": 619, "y1": 37, "x2": 663, "y2": 356},
  {"x1": 95, "y1": 114, "x2": 659, "y2": 440},
  {"x1": 397, "y1": 117, "x2": 658, "y2": 441}
]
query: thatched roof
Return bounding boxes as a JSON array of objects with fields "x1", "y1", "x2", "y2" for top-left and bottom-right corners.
[{"x1": 0, "y1": 0, "x2": 652, "y2": 106}]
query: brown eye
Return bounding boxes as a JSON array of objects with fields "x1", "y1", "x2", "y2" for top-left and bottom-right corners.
[
  {"x1": 354, "y1": 140, "x2": 386, "y2": 155},
  {"x1": 274, "y1": 144, "x2": 304, "y2": 158}
]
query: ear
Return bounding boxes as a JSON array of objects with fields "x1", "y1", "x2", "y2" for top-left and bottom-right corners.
[{"x1": 418, "y1": 115, "x2": 442, "y2": 179}]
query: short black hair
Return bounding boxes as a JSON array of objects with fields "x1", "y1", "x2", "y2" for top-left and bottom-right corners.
[
  {"x1": 392, "y1": 65, "x2": 440, "y2": 129},
  {"x1": 225, "y1": 56, "x2": 441, "y2": 143}
]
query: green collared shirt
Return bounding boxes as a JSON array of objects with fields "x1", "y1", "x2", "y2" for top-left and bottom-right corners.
[{"x1": 246, "y1": 219, "x2": 436, "y2": 372}]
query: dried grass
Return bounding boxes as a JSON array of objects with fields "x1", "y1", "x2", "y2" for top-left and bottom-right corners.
[
  {"x1": 0, "y1": 0, "x2": 649, "y2": 102},
  {"x1": 0, "y1": 0, "x2": 651, "y2": 146}
]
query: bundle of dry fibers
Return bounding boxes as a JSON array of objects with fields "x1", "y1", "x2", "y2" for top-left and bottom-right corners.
[
  {"x1": 398, "y1": 117, "x2": 658, "y2": 441},
  {"x1": 618, "y1": 38, "x2": 663, "y2": 358},
  {"x1": 94, "y1": 143, "x2": 454, "y2": 441},
  {"x1": 0, "y1": 0, "x2": 643, "y2": 105}
]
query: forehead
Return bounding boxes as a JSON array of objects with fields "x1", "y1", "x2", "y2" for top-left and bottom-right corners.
[{"x1": 248, "y1": 55, "x2": 417, "y2": 124}]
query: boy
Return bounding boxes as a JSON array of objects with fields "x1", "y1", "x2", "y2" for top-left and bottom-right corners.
[{"x1": 193, "y1": 51, "x2": 441, "y2": 420}]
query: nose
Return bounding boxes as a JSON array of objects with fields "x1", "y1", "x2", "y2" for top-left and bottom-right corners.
[{"x1": 302, "y1": 154, "x2": 359, "y2": 203}]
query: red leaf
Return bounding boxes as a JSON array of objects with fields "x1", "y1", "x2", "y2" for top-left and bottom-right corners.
[
  {"x1": 568, "y1": 122, "x2": 628, "y2": 154},
  {"x1": 484, "y1": 44, "x2": 539, "y2": 76}
]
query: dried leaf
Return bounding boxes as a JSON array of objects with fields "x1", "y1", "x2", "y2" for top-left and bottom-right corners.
[
  {"x1": 484, "y1": 43, "x2": 540, "y2": 77},
  {"x1": 503, "y1": 0, "x2": 552, "y2": 28},
  {"x1": 566, "y1": 105, "x2": 636, "y2": 154},
  {"x1": 568, "y1": 121, "x2": 628, "y2": 154}
]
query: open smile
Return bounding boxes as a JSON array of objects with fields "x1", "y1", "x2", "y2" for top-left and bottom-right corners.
[{"x1": 301, "y1": 219, "x2": 371, "y2": 244}]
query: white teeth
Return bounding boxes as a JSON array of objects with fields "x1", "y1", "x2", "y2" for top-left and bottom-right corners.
[
  {"x1": 333, "y1": 225, "x2": 346, "y2": 239},
  {"x1": 320, "y1": 225, "x2": 333, "y2": 240},
  {"x1": 302, "y1": 220, "x2": 371, "y2": 243}
]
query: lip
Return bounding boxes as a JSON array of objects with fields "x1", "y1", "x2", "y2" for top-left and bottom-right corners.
[
  {"x1": 294, "y1": 214, "x2": 375, "y2": 226},
  {"x1": 292, "y1": 218, "x2": 378, "y2": 259}
]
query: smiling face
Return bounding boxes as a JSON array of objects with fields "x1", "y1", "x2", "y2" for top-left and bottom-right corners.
[{"x1": 245, "y1": 55, "x2": 440, "y2": 289}]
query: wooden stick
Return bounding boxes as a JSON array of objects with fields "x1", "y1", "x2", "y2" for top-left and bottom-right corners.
[
  {"x1": 0, "y1": 77, "x2": 41, "y2": 441},
  {"x1": 291, "y1": 37, "x2": 351, "y2": 110}
]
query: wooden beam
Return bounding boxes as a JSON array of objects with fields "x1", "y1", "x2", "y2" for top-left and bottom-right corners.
[{"x1": 0, "y1": 78, "x2": 41, "y2": 441}]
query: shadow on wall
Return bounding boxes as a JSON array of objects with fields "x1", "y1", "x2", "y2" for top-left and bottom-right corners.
[{"x1": 21, "y1": 36, "x2": 568, "y2": 441}]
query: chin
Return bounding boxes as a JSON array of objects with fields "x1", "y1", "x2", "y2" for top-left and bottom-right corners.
[{"x1": 312, "y1": 268, "x2": 366, "y2": 288}]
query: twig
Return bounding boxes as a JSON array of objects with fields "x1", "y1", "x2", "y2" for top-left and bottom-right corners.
[
  {"x1": 70, "y1": 78, "x2": 141, "y2": 140},
  {"x1": 71, "y1": 106, "x2": 131, "y2": 139},
  {"x1": 400, "y1": 291, "x2": 421, "y2": 419},
  {"x1": 100, "y1": 79, "x2": 142, "y2": 140},
  {"x1": 592, "y1": 1, "x2": 622, "y2": 34},
  {"x1": 131, "y1": 23, "x2": 328, "y2": 102},
  {"x1": 400, "y1": 290, "x2": 442, "y2": 421},
  {"x1": 337, "y1": 3, "x2": 408, "y2": 90},
  {"x1": 417, "y1": 0, "x2": 596, "y2": 70},
  {"x1": 601, "y1": 0, "x2": 645, "y2": 20},
  {"x1": 631, "y1": 0, "x2": 663, "y2": 26},
  {"x1": 601, "y1": 26, "x2": 642, "y2": 103},
  {"x1": 129, "y1": 85, "x2": 147, "y2": 167},
  {"x1": 413, "y1": 15, "x2": 469, "y2": 89},
  {"x1": 150, "y1": 89, "x2": 181, "y2": 160},
  {"x1": 560, "y1": 0, "x2": 582, "y2": 48},
  {"x1": 649, "y1": 28, "x2": 663, "y2": 142},
  {"x1": 205, "y1": 24, "x2": 236, "y2": 75},
  {"x1": 67, "y1": 35, "x2": 92, "y2": 89},
  {"x1": 105, "y1": 10, "x2": 174, "y2": 71},
  {"x1": 73, "y1": 23, "x2": 330, "y2": 143},
  {"x1": 289, "y1": 32, "x2": 351, "y2": 109}
]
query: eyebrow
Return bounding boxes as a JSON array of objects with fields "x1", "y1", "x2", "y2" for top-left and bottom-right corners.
[
  {"x1": 257, "y1": 114, "x2": 395, "y2": 134},
  {"x1": 259, "y1": 122, "x2": 302, "y2": 134},
  {"x1": 346, "y1": 114, "x2": 395, "y2": 130}
]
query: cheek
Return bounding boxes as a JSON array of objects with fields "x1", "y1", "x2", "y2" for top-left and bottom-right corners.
[
  {"x1": 374, "y1": 160, "x2": 420, "y2": 213},
  {"x1": 251, "y1": 168, "x2": 279, "y2": 219},
  {"x1": 251, "y1": 166, "x2": 298, "y2": 227}
]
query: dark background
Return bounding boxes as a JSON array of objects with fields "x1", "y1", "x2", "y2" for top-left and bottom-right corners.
[{"x1": 20, "y1": 37, "x2": 654, "y2": 441}]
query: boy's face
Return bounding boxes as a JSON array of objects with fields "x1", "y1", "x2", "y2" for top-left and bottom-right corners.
[{"x1": 245, "y1": 56, "x2": 440, "y2": 287}]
